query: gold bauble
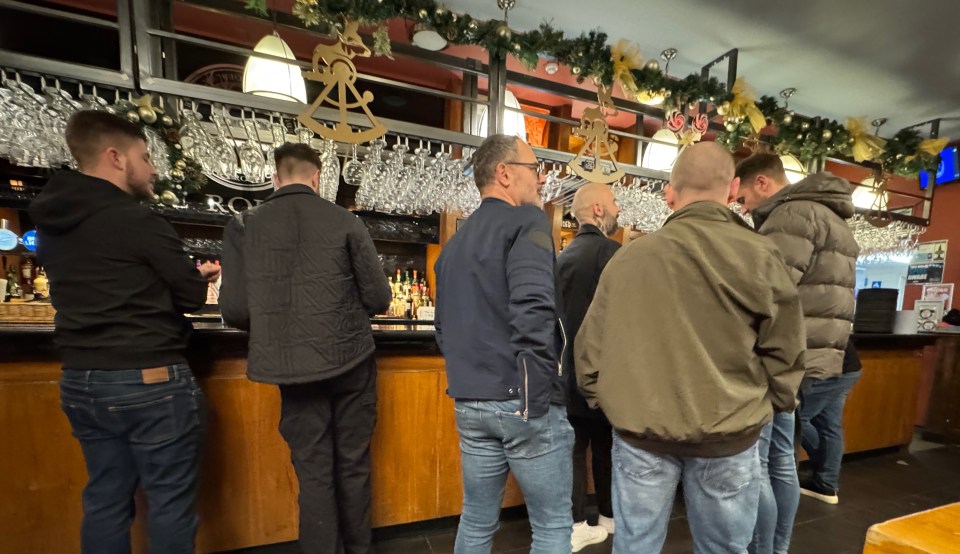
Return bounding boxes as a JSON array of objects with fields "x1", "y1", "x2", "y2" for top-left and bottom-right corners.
[
  {"x1": 644, "y1": 59, "x2": 660, "y2": 71},
  {"x1": 497, "y1": 25, "x2": 512, "y2": 40},
  {"x1": 435, "y1": 7, "x2": 446, "y2": 16},
  {"x1": 418, "y1": 8, "x2": 428, "y2": 18},
  {"x1": 725, "y1": 122, "x2": 738, "y2": 132},
  {"x1": 175, "y1": 159, "x2": 187, "y2": 170},
  {"x1": 161, "y1": 115, "x2": 174, "y2": 127},
  {"x1": 822, "y1": 129, "x2": 833, "y2": 141},
  {"x1": 160, "y1": 190, "x2": 179, "y2": 206},
  {"x1": 513, "y1": 42, "x2": 522, "y2": 52},
  {"x1": 800, "y1": 122, "x2": 810, "y2": 130},
  {"x1": 170, "y1": 168, "x2": 185, "y2": 182},
  {"x1": 126, "y1": 111, "x2": 140, "y2": 123},
  {"x1": 138, "y1": 107, "x2": 157, "y2": 124},
  {"x1": 716, "y1": 101, "x2": 731, "y2": 116},
  {"x1": 782, "y1": 113, "x2": 793, "y2": 125}
]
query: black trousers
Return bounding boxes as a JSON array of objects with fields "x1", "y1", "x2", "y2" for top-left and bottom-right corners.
[
  {"x1": 278, "y1": 356, "x2": 378, "y2": 554},
  {"x1": 570, "y1": 415, "x2": 613, "y2": 522}
]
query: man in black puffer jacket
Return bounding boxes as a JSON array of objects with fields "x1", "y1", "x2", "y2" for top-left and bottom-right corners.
[
  {"x1": 556, "y1": 183, "x2": 621, "y2": 550},
  {"x1": 219, "y1": 143, "x2": 391, "y2": 554}
]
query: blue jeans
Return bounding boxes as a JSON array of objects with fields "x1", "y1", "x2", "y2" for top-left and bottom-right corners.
[
  {"x1": 611, "y1": 431, "x2": 761, "y2": 554},
  {"x1": 453, "y1": 400, "x2": 574, "y2": 554},
  {"x1": 59, "y1": 365, "x2": 205, "y2": 554},
  {"x1": 749, "y1": 412, "x2": 799, "y2": 554},
  {"x1": 799, "y1": 372, "x2": 861, "y2": 491}
]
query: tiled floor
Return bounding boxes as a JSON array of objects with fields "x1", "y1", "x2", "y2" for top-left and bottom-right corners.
[{"x1": 223, "y1": 443, "x2": 960, "y2": 554}]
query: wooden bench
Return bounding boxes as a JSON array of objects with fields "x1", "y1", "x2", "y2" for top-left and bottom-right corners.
[{"x1": 864, "y1": 503, "x2": 960, "y2": 553}]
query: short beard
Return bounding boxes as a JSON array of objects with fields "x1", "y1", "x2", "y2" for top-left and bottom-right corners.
[{"x1": 126, "y1": 166, "x2": 153, "y2": 200}]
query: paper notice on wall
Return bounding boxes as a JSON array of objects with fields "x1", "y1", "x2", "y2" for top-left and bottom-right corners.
[
  {"x1": 921, "y1": 283, "x2": 954, "y2": 311},
  {"x1": 907, "y1": 240, "x2": 948, "y2": 284}
]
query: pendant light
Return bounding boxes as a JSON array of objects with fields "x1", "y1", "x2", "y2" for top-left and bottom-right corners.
[
  {"x1": 852, "y1": 177, "x2": 889, "y2": 210},
  {"x1": 242, "y1": 3, "x2": 306, "y2": 103},
  {"x1": 640, "y1": 129, "x2": 680, "y2": 171},
  {"x1": 475, "y1": 89, "x2": 527, "y2": 140},
  {"x1": 779, "y1": 154, "x2": 807, "y2": 184}
]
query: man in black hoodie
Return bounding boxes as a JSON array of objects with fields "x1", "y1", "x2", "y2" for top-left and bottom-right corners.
[{"x1": 29, "y1": 110, "x2": 219, "y2": 554}]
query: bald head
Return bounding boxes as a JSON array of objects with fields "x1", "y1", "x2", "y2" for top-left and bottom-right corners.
[
  {"x1": 665, "y1": 142, "x2": 739, "y2": 211},
  {"x1": 572, "y1": 182, "x2": 620, "y2": 235}
]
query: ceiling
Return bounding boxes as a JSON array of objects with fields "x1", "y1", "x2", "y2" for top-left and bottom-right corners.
[{"x1": 443, "y1": 0, "x2": 960, "y2": 139}]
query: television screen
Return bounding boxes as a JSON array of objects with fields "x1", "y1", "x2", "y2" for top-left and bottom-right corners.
[{"x1": 919, "y1": 146, "x2": 960, "y2": 189}]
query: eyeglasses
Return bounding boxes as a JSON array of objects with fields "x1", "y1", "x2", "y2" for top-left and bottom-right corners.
[{"x1": 505, "y1": 160, "x2": 545, "y2": 175}]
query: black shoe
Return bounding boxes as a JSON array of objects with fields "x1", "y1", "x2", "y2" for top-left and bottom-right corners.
[{"x1": 800, "y1": 479, "x2": 839, "y2": 505}]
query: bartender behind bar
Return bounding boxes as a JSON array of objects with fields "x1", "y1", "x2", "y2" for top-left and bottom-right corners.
[{"x1": 29, "y1": 110, "x2": 220, "y2": 554}]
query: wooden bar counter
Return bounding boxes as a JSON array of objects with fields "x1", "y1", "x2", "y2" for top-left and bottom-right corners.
[{"x1": 0, "y1": 325, "x2": 939, "y2": 553}]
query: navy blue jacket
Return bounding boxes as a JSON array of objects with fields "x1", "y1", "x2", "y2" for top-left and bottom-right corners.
[{"x1": 434, "y1": 198, "x2": 567, "y2": 420}]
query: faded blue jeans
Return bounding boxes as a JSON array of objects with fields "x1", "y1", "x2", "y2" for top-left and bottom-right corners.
[
  {"x1": 799, "y1": 372, "x2": 861, "y2": 491},
  {"x1": 749, "y1": 412, "x2": 799, "y2": 554},
  {"x1": 453, "y1": 400, "x2": 574, "y2": 554},
  {"x1": 611, "y1": 431, "x2": 761, "y2": 554},
  {"x1": 60, "y1": 364, "x2": 205, "y2": 554}
]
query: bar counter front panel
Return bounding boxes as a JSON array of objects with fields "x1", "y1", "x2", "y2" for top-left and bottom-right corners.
[{"x1": 0, "y1": 325, "x2": 937, "y2": 553}]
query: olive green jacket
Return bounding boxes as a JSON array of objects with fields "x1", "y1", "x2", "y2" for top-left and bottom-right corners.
[{"x1": 575, "y1": 201, "x2": 806, "y2": 457}]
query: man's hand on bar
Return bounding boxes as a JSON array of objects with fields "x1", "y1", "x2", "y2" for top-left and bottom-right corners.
[{"x1": 199, "y1": 262, "x2": 221, "y2": 283}]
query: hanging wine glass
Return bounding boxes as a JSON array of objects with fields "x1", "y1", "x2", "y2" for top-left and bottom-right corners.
[{"x1": 342, "y1": 143, "x2": 365, "y2": 186}]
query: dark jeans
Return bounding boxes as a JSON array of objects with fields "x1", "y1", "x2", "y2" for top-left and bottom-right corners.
[
  {"x1": 570, "y1": 415, "x2": 613, "y2": 522},
  {"x1": 799, "y1": 371, "x2": 861, "y2": 491},
  {"x1": 59, "y1": 364, "x2": 205, "y2": 554},
  {"x1": 278, "y1": 356, "x2": 378, "y2": 554}
]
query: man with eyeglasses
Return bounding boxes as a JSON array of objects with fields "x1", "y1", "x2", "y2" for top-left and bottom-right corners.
[{"x1": 434, "y1": 134, "x2": 574, "y2": 553}]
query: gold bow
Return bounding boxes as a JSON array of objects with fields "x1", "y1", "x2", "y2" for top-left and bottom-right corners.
[
  {"x1": 907, "y1": 137, "x2": 949, "y2": 162},
  {"x1": 134, "y1": 94, "x2": 163, "y2": 116},
  {"x1": 678, "y1": 129, "x2": 703, "y2": 147},
  {"x1": 611, "y1": 39, "x2": 644, "y2": 98},
  {"x1": 845, "y1": 117, "x2": 887, "y2": 162},
  {"x1": 727, "y1": 77, "x2": 767, "y2": 134}
]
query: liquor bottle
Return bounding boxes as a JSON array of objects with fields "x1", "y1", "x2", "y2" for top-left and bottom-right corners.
[
  {"x1": 21, "y1": 257, "x2": 34, "y2": 300},
  {"x1": 4, "y1": 265, "x2": 16, "y2": 302},
  {"x1": 6, "y1": 265, "x2": 21, "y2": 300},
  {"x1": 405, "y1": 289, "x2": 413, "y2": 319},
  {"x1": 33, "y1": 267, "x2": 49, "y2": 300}
]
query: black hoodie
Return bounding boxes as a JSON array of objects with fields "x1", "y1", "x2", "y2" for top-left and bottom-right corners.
[{"x1": 29, "y1": 171, "x2": 208, "y2": 370}]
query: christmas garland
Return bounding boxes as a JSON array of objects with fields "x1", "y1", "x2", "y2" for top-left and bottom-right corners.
[
  {"x1": 110, "y1": 95, "x2": 206, "y2": 205},
  {"x1": 245, "y1": 0, "x2": 948, "y2": 176}
]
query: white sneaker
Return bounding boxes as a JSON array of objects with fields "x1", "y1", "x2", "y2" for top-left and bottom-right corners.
[
  {"x1": 597, "y1": 514, "x2": 615, "y2": 535},
  {"x1": 571, "y1": 521, "x2": 608, "y2": 552}
]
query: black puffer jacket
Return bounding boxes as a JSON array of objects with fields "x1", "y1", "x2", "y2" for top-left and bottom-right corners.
[
  {"x1": 219, "y1": 184, "x2": 392, "y2": 384},
  {"x1": 556, "y1": 224, "x2": 620, "y2": 418}
]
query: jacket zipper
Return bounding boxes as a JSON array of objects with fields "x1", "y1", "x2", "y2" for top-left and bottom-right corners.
[
  {"x1": 557, "y1": 318, "x2": 568, "y2": 377},
  {"x1": 522, "y1": 357, "x2": 529, "y2": 422}
]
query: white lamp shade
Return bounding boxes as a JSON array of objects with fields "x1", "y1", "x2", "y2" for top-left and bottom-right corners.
[
  {"x1": 779, "y1": 154, "x2": 807, "y2": 184},
  {"x1": 641, "y1": 129, "x2": 680, "y2": 171},
  {"x1": 852, "y1": 177, "x2": 889, "y2": 210},
  {"x1": 243, "y1": 32, "x2": 307, "y2": 103},
  {"x1": 476, "y1": 90, "x2": 527, "y2": 140},
  {"x1": 412, "y1": 24, "x2": 448, "y2": 51}
]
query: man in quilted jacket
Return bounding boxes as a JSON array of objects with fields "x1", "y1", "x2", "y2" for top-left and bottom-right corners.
[
  {"x1": 736, "y1": 152, "x2": 859, "y2": 552},
  {"x1": 220, "y1": 143, "x2": 392, "y2": 554}
]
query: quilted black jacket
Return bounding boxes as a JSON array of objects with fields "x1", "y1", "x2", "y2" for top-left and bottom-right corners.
[{"x1": 219, "y1": 184, "x2": 392, "y2": 384}]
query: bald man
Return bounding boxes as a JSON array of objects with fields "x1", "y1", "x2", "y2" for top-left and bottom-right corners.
[
  {"x1": 556, "y1": 183, "x2": 620, "y2": 549},
  {"x1": 575, "y1": 142, "x2": 806, "y2": 553}
]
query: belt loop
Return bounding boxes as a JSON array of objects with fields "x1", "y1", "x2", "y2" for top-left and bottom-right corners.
[{"x1": 171, "y1": 364, "x2": 179, "y2": 381}]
